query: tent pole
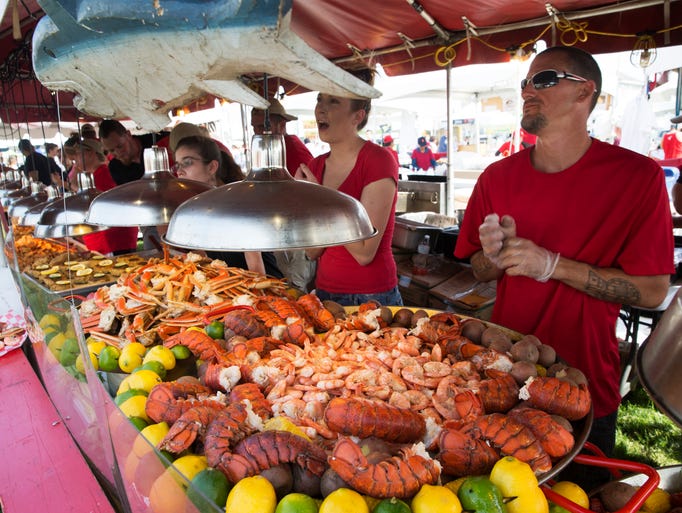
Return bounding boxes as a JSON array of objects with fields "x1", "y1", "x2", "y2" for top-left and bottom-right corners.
[
  {"x1": 675, "y1": 68, "x2": 682, "y2": 116},
  {"x1": 446, "y1": 64, "x2": 455, "y2": 217}
]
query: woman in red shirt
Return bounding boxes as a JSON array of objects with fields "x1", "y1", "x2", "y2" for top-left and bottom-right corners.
[
  {"x1": 64, "y1": 136, "x2": 138, "y2": 255},
  {"x1": 295, "y1": 69, "x2": 402, "y2": 307}
]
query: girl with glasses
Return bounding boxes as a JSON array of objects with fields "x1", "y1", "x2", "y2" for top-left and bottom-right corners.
[{"x1": 172, "y1": 136, "x2": 282, "y2": 278}]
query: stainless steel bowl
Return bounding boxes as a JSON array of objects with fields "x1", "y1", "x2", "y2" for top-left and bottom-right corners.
[{"x1": 637, "y1": 287, "x2": 682, "y2": 428}]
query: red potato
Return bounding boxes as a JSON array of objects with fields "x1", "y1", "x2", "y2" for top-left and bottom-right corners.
[
  {"x1": 537, "y1": 344, "x2": 557, "y2": 367},
  {"x1": 410, "y1": 309, "x2": 429, "y2": 328},
  {"x1": 558, "y1": 367, "x2": 588, "y2": 386},
  {"x1": 379, "y1": 307, "x2": 393, "y2": 325},
  {"x1": 518, "y1": 334, "x2": 543, "y2": 347},
  {"x1": 260, "y1": 464, "x2": 293, "y2": 500},
  {"x1": 510, "y1": 360, "x2": 538, "y2": 385},
  {"x1": 510, "y1": 339, "x2": 540, "y2": 363},
  {"x1": 481, "y1": 327, "x2": 512, "y2": 350},
  {"x1": 547, "y1": 362, "x2": 568, "y2": 377},
  {"x1": 392, "y1": 308, "x2": 414, "y2": 328},
  {"x1": 461, "y1": 319, "x2": 486, "y2": 344}
]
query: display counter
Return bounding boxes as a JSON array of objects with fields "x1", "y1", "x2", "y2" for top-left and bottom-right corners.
[{"x1": 2, "y1": 257, "x2": 219, "y2": 513}]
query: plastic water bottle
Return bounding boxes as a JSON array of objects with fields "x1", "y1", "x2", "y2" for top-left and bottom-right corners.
[
  {"x1": 417, "y1": 235, "x2": 431, "y2": 256},
  {"x1": 414, "y1": 235, "x2": 430, "y2": 275}
]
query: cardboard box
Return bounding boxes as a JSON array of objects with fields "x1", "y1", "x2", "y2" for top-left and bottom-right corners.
[
  {"x1": 429, "y1": 268, "x2": 496, "y2": 312},
  {"x1": 427, "y1": 294, "x2": 494, "y2": 320},
  {"x1": 398, "y1": 280, "x2": 430, "y2": 307}
]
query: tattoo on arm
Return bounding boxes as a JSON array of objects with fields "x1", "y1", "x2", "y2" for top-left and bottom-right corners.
[{"x1": 585, "y1": 269, "x2": 641, "y2": 304}]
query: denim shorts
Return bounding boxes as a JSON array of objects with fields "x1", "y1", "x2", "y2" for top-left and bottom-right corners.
[{"x1": 315, "y1": 286, "x2": 403, "y2": 307}]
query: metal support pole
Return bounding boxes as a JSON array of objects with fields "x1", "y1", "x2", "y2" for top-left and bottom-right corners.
[{"x1": 446, "y1": 64, "x2": 455, "y2": 217}]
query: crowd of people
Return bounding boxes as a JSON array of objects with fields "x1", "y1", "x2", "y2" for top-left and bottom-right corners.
[{"x1": 3, "y1": 47, "x2": 682, "y2": 491}]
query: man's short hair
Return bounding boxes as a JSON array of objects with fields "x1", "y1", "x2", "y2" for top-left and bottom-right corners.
[
  {"x1": 18, "y1": 139, "x2": 32, "y2": 152},
  {"x1": 99, "y1": 119, "x2": 128, "y2": 139},
  {"x1": 539, "y1": 46, "x2": 602, "y2": 112}
]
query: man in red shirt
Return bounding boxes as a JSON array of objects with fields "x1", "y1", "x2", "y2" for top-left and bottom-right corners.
[
  {"x1": 455, "y1": 47, "x2": 674, "y2": 487},
  {"x1": 382, "y1": 135, "x2": 399, "y2": 164},
  {"x1": 661, "y1": 125, "x2": 682, "y2": 159},
  {"x1": 251, "y1": 99, "x2": 315, "y2": 290},
  {"x1": 410, "y1": 136, "x2": 436, "y2": 170},
  {"x1": 250, "y1": 98, "x2": 313, "y2": 175}
]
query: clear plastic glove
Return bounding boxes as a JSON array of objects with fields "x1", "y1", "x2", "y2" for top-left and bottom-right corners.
[
  {"x1": 479, "y1": 214, "x2": 516, "y2": 266},
  {"x1": 498, "y1": 237, "x2": 560, "y2": 282}
]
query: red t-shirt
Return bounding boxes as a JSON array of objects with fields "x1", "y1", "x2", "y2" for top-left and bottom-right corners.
[
  {"x1": 455, "y1": 139, "x2": 675, "y2": 418},
  {"x1": 411, "y1": 147, "x2": 435, "y2": 170},
  {"x1": 81, "y1": 164, "x2": 139, "y2": 254},
  {"x1": 661, "y1": 131, "x2": 682, "y2": 159},
  {"x1": 309, "y1": 141, "x2": 399, "y2": 294},
  {"x1": 284, "y1": 134, "x2": 314, "y2": 174}
]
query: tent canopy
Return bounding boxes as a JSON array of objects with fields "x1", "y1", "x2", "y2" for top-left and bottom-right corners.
[{"x1": 1, "y1": 0, "x2": 681, "y2": 127}]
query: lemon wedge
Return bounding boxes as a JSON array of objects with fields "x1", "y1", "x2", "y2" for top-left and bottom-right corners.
[
  {"x1": 76, "y1": 268, "x2": 93, "y2": 276},
  {"x1": 263, "y1": 416, "x2": 311, "y2": 441}
]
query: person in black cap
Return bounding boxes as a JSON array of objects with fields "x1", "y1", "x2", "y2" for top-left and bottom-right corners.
[
  {"x1": 410, "y1": 136, "x2": 436, "y2": 170},
  {"x1": 18, "y1": 139, "x2": 53, "y2": 185}
]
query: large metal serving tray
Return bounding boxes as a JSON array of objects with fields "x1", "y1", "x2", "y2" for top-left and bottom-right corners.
[{"x1": 21, "y1": 250, "x2": 159, "y2": 298}]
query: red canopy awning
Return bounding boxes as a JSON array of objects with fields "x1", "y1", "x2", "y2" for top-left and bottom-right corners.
[{"x1": 1, "y1": 0, "x2": 681, "y2": 124}]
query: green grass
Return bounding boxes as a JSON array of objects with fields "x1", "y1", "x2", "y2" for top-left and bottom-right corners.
[{"x1": 614, "y1": 387, "x2": 682, "y2": 467}]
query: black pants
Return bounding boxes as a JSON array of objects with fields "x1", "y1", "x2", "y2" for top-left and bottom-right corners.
[{"x1": 557, "y1": 411, "x2": 617, "y2": 494}]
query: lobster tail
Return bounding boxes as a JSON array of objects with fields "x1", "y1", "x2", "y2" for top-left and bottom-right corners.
[
  {"x1": 158, "y1": 405, "x2": 222, "y2": 453},
  {"x1": 234, "y1": 431, "x2": 328, "y2": 477},
  {"x1": 520, "y1": 377, "x2": 592, "y2": 421},
  {"x1": 329, "y1": 437, "x2": 440, "y2": 499},
  {"x1": 437, "y1": 426, "x2": 500, "y2": 476},
  {"x1": 470, "y1": 413, "x2": 552, "y2": 474},
  {"x1": 324, "y1": 397, "x2": 426, "y2": 443},
  {"x1": 508, "y1": 407, "x2": 575, "y2": 459}
]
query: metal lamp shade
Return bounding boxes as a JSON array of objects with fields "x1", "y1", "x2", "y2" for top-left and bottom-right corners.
[
  {"x1": 164, "y1": 134, "x2": 377, "y2": 251},
  {"x1": 637, "y1": 287, "x2": 682, "y2": 429},
  {"x1": 34, "y1": 174, "x2": 105, "y2": 238},
  {"x1": 33, "y1": 188, "x2": 107, "y2": 238},
  {"x1": 0, "y1": 176, "x2": 31, "y2": 207},
  {"x1": 86, "y1": 146, "x2": 212, "y2": 227},
  {"x1": 8, "y1": 184, "x2": 55, "y2": 220}
]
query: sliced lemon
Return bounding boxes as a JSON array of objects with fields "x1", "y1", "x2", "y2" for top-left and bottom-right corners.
[
  {"x1": 76, "y1": 268, "x2": 93, "y2": 276},
  {"x1": 35, "y1": 264, "x2": 50, "y2": 270},
  {"x1": 114, "y1": 261, "x2": 128, "y2": 268},
  {"x1": 41, "y1": 266, "x2": 60, "y2": 275},
  {"x1": 91, "y1": 254, "x2": 105, "y2": 260},
  {"x1": 263, "y1": 416, "x2": 311, "y2": 441},
  {"x1": 69, "y1": 263, "x2": 87, "y2": 271},
  {"x1": 48, "y1": 273, "x2": 63, "y2": 279},
  {"x1": 93, "y1": 272, "x2": 107, "y2": 279},
  {"x1": 56, "y1": 280, "x2": 72, "y2": 286},
  {"x1": 98, "y1": 259, "x2": 114, "y2": 267}
]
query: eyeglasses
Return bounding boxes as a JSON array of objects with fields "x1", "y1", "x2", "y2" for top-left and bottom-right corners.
[
  {"x1": 521, "y1": 69, "x2": 588, "y2": 90},
  {"x1": 172, "y1": 156, "x2": 210, "y2": 173}
]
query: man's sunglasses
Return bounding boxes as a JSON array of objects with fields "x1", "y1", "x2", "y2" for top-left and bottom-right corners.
[{"x1": 521, "y1": 69, "x2": 588, "y2": 90}]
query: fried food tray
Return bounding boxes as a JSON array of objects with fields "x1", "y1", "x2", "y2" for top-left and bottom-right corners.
[{"x1": 22, "y1": 250, "x2": 160, "y2": 298}]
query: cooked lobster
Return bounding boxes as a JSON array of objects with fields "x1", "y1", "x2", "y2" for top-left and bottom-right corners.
[
  {"x1": 218, "y1": 430, "x2": 328, "y2": 483},
  {"x1": 324, "y1": 397, "x2": 426, "y2": 444},
  {"x1": 145, "y1": 381, "x2": 223, "y2": 424},
  {"x1": 520, "y1": 376, "x2": 592, "y2": 421},
  {"x1": 508, "y1": 406, "x2": 575, "y2": 459},
  {"x1": 438, "y1": 424, "x2": 500, "y2": 476},
  {"x1": 328, "y1": 436, "x2": 441, "y2": 499}
]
